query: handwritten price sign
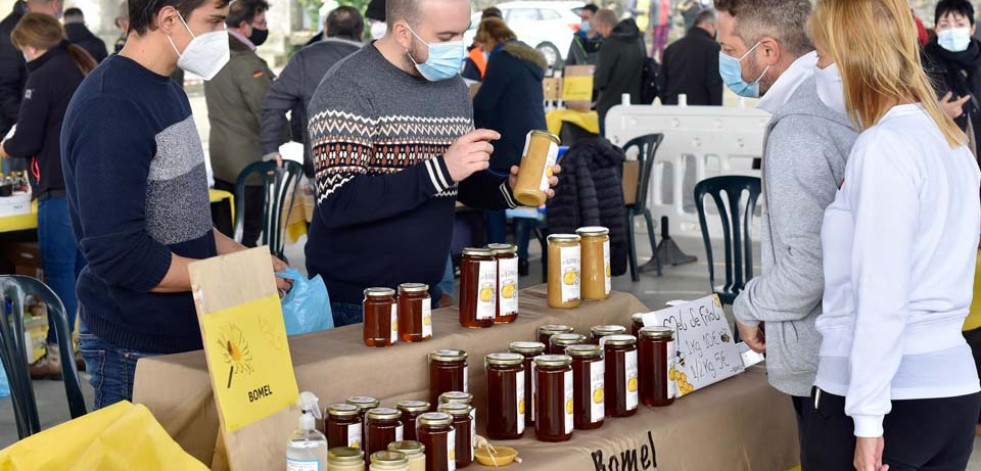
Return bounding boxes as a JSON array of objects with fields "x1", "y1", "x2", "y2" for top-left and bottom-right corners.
[{"x1": 641, "y1": 295, "x2": 744, "y2": 397}]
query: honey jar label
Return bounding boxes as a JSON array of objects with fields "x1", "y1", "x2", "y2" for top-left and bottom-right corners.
[
  {"x1": 563, "y1": 370, "x2": 574, "y2": 434},
  {"x1": 423, "y1": 298, "x2": 433, "y2": 338},
  {"x1": 447, "y1": 428, "x2": 457, "y2": 471},
  {"x1": 498, "y1": 257, "x2": 519, "y2": 316},
  {"x1": 603, "y1": 239, "x2": 612, "y2": 295},
  {"x1": 530, "y1": 362, "x2": 537, "y2": 422},
  {"x1": 469, "y1": 411, "x2": 476, "y2": 461},
  {"x1": 667, "y1": 340, "x2": 678, "y2": 399},
  {"x1": 539, "y1": 142, "x2": 559, "y2": 192},
  {"x1": 516, "y1": 372, "x2": 526, "y2": 434},
  {"x1": 396, "y1": 424, "x2": 404, "y2": 442},
  {"x1": 590, "y1": 359, "x2": 605, "y2": 423},
  {"x1": 391, "y1": 304, "x2": 398, "y2": 344},
  {"x1": 625, "y1": 350, "x2": 639, "y2": 410},
  {"x1": 347, "y1": 423, "x2": 362, "y2": 448},
  {"x1": 476, "y1": 261, "x2": 497, "y2": 320},
  {"x1": 464, "y1": 365, "x2": 470, "y2": 392},
  {"x1": 560, "y1": 246, "x2": 581, "y2": 303}
]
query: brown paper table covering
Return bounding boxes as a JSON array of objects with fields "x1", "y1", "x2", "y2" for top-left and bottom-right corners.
[{"x1": 133, "y1": 286, "x2": 798, "y2": 470}]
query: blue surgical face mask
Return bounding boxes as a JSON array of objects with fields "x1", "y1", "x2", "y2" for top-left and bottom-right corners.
[
  {"x1": 406, "y1": 26, "x2": 466, "y2": 82},
  {"x1": 939, "y1": 27, "x2": 972, "y2": 52},
  {"x1": 719, "y1": 41, "x2": 769, "y2": 98},
  {"x1": 580, "y1": 21, "x2": 591, "y2": 34}
]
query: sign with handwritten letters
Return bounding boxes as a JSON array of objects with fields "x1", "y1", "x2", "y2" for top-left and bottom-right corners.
[{"x1": 641, "y1": 295, "x2": 744, "y2": 396}]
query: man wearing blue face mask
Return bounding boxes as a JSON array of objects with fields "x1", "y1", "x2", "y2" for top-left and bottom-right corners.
[
  {"x1": 566, "y1": 4, "x2": 602, "y2": 67},
  {"x1": 305, "y1": 0, "x2": 561, "y2": 327}
]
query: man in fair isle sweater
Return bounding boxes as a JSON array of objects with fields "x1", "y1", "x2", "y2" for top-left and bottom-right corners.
[{"x1": 306, "y1": 0, "x2": 560, "y2": 327}]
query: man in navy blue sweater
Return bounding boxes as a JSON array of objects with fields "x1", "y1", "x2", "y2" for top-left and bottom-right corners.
[{"x1": 61, "y1": 0, "x2": 289, "y2": 409}]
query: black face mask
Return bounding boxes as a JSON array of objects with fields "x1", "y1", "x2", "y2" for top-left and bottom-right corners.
[{"x1": 250, "y1": 27, "x2": 268, "y2": 46}]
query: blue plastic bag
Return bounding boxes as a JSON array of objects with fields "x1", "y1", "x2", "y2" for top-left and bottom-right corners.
[{"x1": 276, "y1": 269, "x2": 334, "y2": 336}]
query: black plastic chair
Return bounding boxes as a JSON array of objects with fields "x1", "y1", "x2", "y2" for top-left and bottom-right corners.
[
  {"x1": 693, "y1": 176, "x2": 762, "y2": 305},
  {"x1": 0, "y1": 275, "x2": 86, "y2": 439},
  {"x1": 234, "y1": 160, "x2": 304, "y2": 261},
  {"x1": 621, "y1": 134, "x2": 665, "y2": 281}
]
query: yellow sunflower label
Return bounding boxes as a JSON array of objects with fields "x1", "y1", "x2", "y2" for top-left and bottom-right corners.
[{"x1": 200, "y1": 294, "x2": 299, "y2": 433}]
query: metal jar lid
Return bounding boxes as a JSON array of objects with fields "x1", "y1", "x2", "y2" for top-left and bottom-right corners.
[
  {"x1": 591, "y1": 325, "x2": 627, "y2": 338},
  {"x1": 416, "y1": 412, "x2": 454, "y2": 427},
  {"x1": 366, "y1": 407, "x2": 402, "y2": 421},
  {"x1": 328, "y1": 447, "x2": 365, "y2": 464},
  {"x1": 530, "y1": 129, "x2": 561, "y2": 145},
  {"x1": 565, "y1": 344, "x2": 603, "y2": 357},
  {"x1": 327, "y1": 403, "x2": 360, "y2": 417},
  {"x1": 547, "y1": 234, "x2": 581, "y2": 244},
  {"x1": 533, "y1": 354, "x2": 573, "y2": 368},
  {"x1": 487, "y1": 243, "x2": 518, "y2": 255},
  {"x1": 462, "y1": 247, "x2": 494, "y2": 257},
  {"x1": 398, "y1": 283, "x2": 429, "y2": 294},
  {"x1": 550, "y1": 333, "x2": 587, "y2": 347},
  {"x1": 370, "y1": 451, "x2": 409, "y2": 466},
  {"x1": 509, "y1": 341, "x2": 546, "y2": 355},
  {"x1": 538, "y1": 324, "x2": 574, "y2": 336},
  {"x1": 388, "y1": 441, "x2": 425, "y2": 457},
  {"x1": 396, "y1": 400, "x2": 431, "y2": 413},
  {"x1": 437, "y1": 402, "x2": 472, "y2": 417},
  {"x1": 485, "y1": 352, "x2": 525, "y2": 367},
  {"x1": 631, "y1": 313, "x2": 646, "y2": 324},
  {"x1": 576, "y1": 226, "x2": 610, "y2": 237},
  {"x1": 603, "y1": 334, "x2": 638, "y2": 347},
  {"x1": 429, "y1": 349, "x2": 468, "y2": 363},
  {"x1": 364, "y1": 287, "x2": 396, "y2": 298},
  {"x1": 346, "y1": 396, "x2": 380, "y2": 410},
  {"x1": 639, "y1": 326, "x2": 676, "y2": 340},
  {"x1": 439, "y1": 391, "x2": 473, "y2": 405}
]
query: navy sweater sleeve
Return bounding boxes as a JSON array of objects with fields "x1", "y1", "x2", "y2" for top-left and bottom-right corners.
[
  {"x1": 67, "y1": 95, "x2": 172, "y2": 292},
  {"x1": 4, "y1": 73, "x2": 47, "y2": 159}
]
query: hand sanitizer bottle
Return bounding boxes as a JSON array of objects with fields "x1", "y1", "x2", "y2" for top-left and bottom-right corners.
[{"x1": 288, "y1": 392, "x2": 328, "y2": 470}]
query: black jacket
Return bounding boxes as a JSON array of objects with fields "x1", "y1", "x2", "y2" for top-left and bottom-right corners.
[
  {"x1": 659, "y1": 27, "x2": 722, "y2": 106},
  {"x1": 0, "y1": 1, "x2": 26, "y2": 136},
  {"x1": 595, "y1": 19, "x2": 646, "y2": 123},
  {"x1": 474, "y1": 41, "x2": 548, "y2": 172},
  {"x1": 65, "y1": 23, "x2": 108, "y2": 63},
  {"x1": 546, "y1": 138, "x2": 629, "y2": 276},
  {"x1": 5, "y1": 43, "x2": 85, "y2": 196},
  {"x1": 566, "y1": 31, "x2": 603, "y2": 67},
  {"x1": 923, "y1": 38, "x2": 981, "y2": 155}
]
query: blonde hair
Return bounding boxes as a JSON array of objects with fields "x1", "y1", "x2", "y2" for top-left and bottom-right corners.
[{"x1": 809, "y1": 0, "x2": 964, "y2": 147}]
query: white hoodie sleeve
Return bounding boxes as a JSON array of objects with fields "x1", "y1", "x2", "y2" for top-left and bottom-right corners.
[{"x1": 843, "y1": 130, "x2": 919, "y2": 438}]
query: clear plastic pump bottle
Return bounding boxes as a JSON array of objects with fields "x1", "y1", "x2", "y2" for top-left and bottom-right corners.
[{"x1": 288, "y1": 391, "x2": 329, "y2": 471}]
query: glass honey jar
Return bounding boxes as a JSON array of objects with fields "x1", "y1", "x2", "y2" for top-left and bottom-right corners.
[
  {"x1": 365, "y1": 408, "x2": 404, "y2": 464},
  {"x1": 415, "y1": 412, "x2": 455, "y2": 471},
  {"x1": 327, "y1": 403, "x2": 364, "y2": 449},
  {"x1": 567, "y1": 344, "x2": 605, "y2": 430},
  {"x1": 437, "y1": 403, "x2": 473, "y2": 469},
  {"x1": 370, "y1": 451, "x2": 409, "y2": 471},
  {"x1": 508, "y1": 341, "x2": 546, "y2": 425},
  {"x1": 347, "y1": 396, "x2": 380, "y2": 452},
  {"x1": 484, "y1": 353, "x2": 525, "y2": 440},
  {"x1": 533, "y1": 354, "x2": 574, "y2": 442},
  {"x1": 639, "y1": 326, "x2": 677, "y2": 407},
  {"x1": 537, "y1": 324, "x2": 574, "y2": 347},
  {"x1": 388, "y1": 441, "x2": 425, "y2": 471},
  {"x1": 397, "y1": 400, "x2": 431, "y2": 441},
  {"x1": 329, "y1": 447, "x2": 366, "y2": 471},
  {"x1": 487, "y1": 244, "x2": 519, "y2": 324},
  {"x1": 364, "y1": 288, "x2": 398, "y2": 347},
  {"x1": 547, "y1": 234, "x2": 581, "y2": 309},
  {"x1": 548, "y1": 333, "x2": 587, "y2": 355},
  {"x1": 512, "y1": 130, "x2": 560, "y2": 207},
  {"x1": 603, "y1": 335, "x2": 639, "y2": 418},
  {"x1": 576, "y1": 227, "x2": 611, "y2": 300},
  {"x1": 631, "y1": 313, "x2": 646, "y2": 338},
  {"x1": 438, "y1": 391, "x2": 473, "y2": 407},
  {"x1": 459, "y1": 248, "x2": 496, "y2": 329},
  {"x1": 590, "y1": 325, "x2": 627, "y2": 347},
  {"x1": 428, "y1": 349, "x2": 468, "y2": 410},
  {"x1": 398, "y1": 283, "x2": 432, "y2": 343}
]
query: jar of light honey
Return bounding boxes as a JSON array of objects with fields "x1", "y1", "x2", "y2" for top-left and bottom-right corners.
[
  {"x1": 547, "y1": 234, "x2": 581, "y2": 309},
  {"x1": 459, "y1": 248, "x2": 496, "y2": 329},
  {"x1": 576, "y1": 227, "x2": 611, "y2": 300},
  {"x1": 388, "y1": 441, "x2": 425, "y2": 471},
  {"x1": 487, "y1": 243, "x2": 519, "y2": 324},
  {"x1": 512, "y1": 130, "x2": 561, "y2": 207},
  {"x1": 329, "y1": 447, "x2": 366, "y2": 471},
  {"x1": 369, "y1": 451, "x2": 409, "y2": 471}
]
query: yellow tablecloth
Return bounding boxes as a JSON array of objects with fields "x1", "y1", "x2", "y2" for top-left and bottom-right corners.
[{"x1": 545, "y1": 109, "x2": 601, "y2": 136}]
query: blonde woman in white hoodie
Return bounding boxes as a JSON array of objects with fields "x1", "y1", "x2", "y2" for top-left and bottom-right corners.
[{"x1": 806, "y1": 0, "x2": 981, "y2": 470}]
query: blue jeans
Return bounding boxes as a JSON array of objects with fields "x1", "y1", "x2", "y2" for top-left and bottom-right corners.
[
  {"x1": 331, "y1": 296, "x2": 444, "y2": 328},
  {"x1": 78, "y1": 325, "x2": 158, "y2": 410},
  {"x1": 37, "y1": 196, "x2": 86, "y2": 344}
]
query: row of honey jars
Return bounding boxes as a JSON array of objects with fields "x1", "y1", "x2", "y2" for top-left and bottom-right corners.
[
  {"x1": 328, "y1": 442, "x2": 426, "y2": 471},
  {"x1": 459, "y1": 244, "x2": 519, "y2": 329},
  {"x1": 363, "y1": 284, "x2": 433, "y2": 347},
  {"x1": 546, "y1": 227, "x2": 611, "y2": 309}
]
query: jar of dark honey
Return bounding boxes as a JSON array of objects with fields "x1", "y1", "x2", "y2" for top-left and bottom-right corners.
[
  {"x1": 438, "y1": 391, "x2": 473, "y2": 407},
  {"x1": 533, "y1": 354, "x2": 573, "y2": 442},
  {"x1": 437, "y1": 403, "x2": 473, "y2": 469},
  {"x1": 548, "y1": 333, "x2": 587, "y2": 355},
  {"x1": 397, "y1": 400, "x2": 431, "y2": 441},
  {"x1": 459, "y1": 248, "x2": 497, "y2": 329},
  {"x1": 576, "y1": 227, "x2": 611, "y2": 300},
  {"x1": 398, "y1": 283, "x2": 432, "y2": 343},
  {"x1": 566, "y1": 344, "x2": 605, "y2": 430},
  {"x1": 603, "y1": 335, "x2": 639, "y2": 418},
  {"x1": 537, "y1": 324, "x2": 574, "y2": 346},
  {"x1": 631, "y1": 313, "x2": 645, "y2": 338},
  {"x1": 416, "y1": 412, "x2": 455, "y2": 471},
  {"x1": 364, "y1": 288, "x2": 397, "y2": 347},
  {"x1": 639, "y1": 326, "x2": 676, "y2": 407},
  {"x1": 590, "y1": 325, "x2": 627, "y2": 346},
  {"x1": 484, "y1": 352, "x2": 525, "y2": 440},
  {"x1": 487, "y1": 244, "x2": 519, "y2": 324},
  {"x1": 347, "y1": 396, "x2": 380, "y2": 452},
  {"x1": 508, "y1": 341, "x2": 546, "y2": 425},
  {"x1": 365, "y1": 408, "x2": 404, "y2": 464},
  {"x1": 327, "y1": 403, "x2": 363, "y2": 449},
  {"x1": 546, "y1": 234, "x2": 581, "y2": 309},
  {"x1": 428, "y1": 349, "x2": 468, "y2": 410}
]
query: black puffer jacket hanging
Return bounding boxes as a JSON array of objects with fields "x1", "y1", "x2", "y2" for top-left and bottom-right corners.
[{"x1": 547, "y1": 138, "x2": 629, "y2": 276}]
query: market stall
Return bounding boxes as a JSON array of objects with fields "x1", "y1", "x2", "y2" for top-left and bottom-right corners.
[{"x1": 133, "y1": 286, "x2": 798, "y2": 471}]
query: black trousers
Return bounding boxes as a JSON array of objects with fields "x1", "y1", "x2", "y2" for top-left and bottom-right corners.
[
  {"x1": 214, "y1": 179, "x2": 264, "y2": 248},
  {"x1": 800, "y1": 387, "x2": 980, "y2": 471}
]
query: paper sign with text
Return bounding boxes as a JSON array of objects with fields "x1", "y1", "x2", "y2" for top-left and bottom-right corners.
[
  {"x1": 562, "y1": 76, "x2": 594, "y2": 102},
  {"x1": 200, "y1": 294, "x2": 299, "y2": 433},
  {"x1": 641, "y1": 295, "x2": 744, "y2": 396}
]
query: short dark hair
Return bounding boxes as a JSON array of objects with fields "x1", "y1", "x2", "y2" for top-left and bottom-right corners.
[
  {"x1": 481, "y1": 7, "x2": 501, "y2": 19},
  {"x1": 713, "y1": 0, "x2": 812, "y2": 56},
  {"x1": 63, "y1": 7, "x2": 84, "y2": 22},
  {"x1": 582, "y1": 4, "x2": 599, "y2": 15},
  {"x1": 386, "y1": 0, "x2": 421, "y2": 27},
  {"x1": 936, "y1": 0, "x2": 975, "y2": 26},
  {"x1": 225, "y1": 0, "x2": 268, "y2": 28},
  {"x1": 129, "y1": 0, "x2": 230, "y2": 35},
  {"x1": 326, "y1": 5, "x2": 363, "y2": 40}
]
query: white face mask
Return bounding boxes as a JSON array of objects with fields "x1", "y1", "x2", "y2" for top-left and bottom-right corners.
[
  {"x1": 167, "y1": 12, "x2": 230, "y2": 80},
  {"x1": 815, "y1": 63, "x2": 846, "y2": 116},
  {"x1": 371, "y1": 22, "x2": 388, "y2": 40}
]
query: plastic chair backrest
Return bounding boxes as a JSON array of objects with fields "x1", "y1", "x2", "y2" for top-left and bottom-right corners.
[
  {"x1": 621, "y1": 134, "x2": 664, "y2": 212},
  {"x1": 0, "y1": 276, "x2": 87, "y2": 439},
  {"x1": 693, "y1": 176, "x2": 761, "y2": 295},
  {"x1": 233, "y1": 160, "x2": 304, "y2": 259}
]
